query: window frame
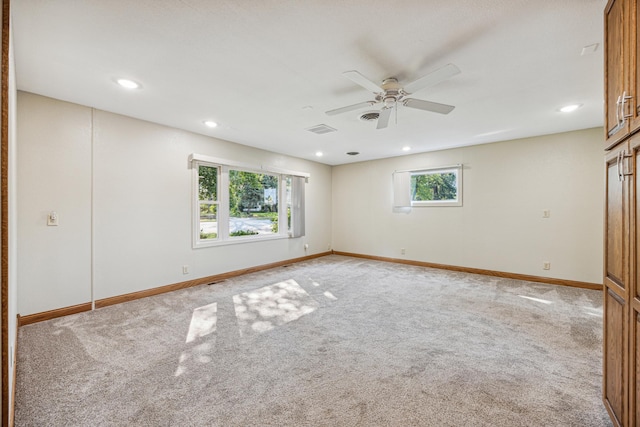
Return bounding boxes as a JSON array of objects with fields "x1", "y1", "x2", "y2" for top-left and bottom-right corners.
[
  {"x1": 410, "y1": 165, "x2": 463, "y2": 207},
  {"x1": 197, "y1": 164, "x2": 220, "y2": 240},
  {"x1": 190, "y1": 154, "x2": 308, "y2": 248}
]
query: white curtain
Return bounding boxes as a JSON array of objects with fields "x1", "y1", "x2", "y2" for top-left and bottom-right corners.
[
  {"x1": 392, "y1": 171, "x2": 411, "y2": 207},
  {"x1": 291, "y1": 176, "x2": 306, "y2": 237}
]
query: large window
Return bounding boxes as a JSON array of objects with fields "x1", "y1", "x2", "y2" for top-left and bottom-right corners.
[{"x1": 192, "y1": 155, "x2": 306, "y2": 247}]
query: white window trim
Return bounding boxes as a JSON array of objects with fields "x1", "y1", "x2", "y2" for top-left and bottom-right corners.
[
  {"x1": 189, "y1": 153, "x2": 310, "y2": 180},
  {"x1": 191, "y1": 154, "x2": 308, "y2": 248}
]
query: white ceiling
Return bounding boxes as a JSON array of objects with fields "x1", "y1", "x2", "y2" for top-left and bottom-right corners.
[{"x1": 12, "y1": 0, "x2": 606, "y2": 166}]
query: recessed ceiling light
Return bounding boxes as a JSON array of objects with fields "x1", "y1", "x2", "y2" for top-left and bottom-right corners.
[
  {"x1": 402, "y1": 146, "x2": 411, "y2": 152},
  {"x1": 346, "y1": 151, "x2": 359, "y2": 156},
  {"x1": 204, "y1": 120, "x2": 218, "y2": 128},
  {"x1": 116, "y1": 78, "x2": 140, "y2": 89},
  {"x1": 315, "y1": 151, "x2": 323, "y2": 157},
  {"x1": 559, "y1": 104, "x2": 582, "y2": 113}
]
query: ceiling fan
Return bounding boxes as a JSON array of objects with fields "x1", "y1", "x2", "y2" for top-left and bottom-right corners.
[{"x1": 325, "y1": 64, "x2": 461, "y2": 129}]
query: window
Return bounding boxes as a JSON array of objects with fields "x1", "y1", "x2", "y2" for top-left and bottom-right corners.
[
  {"x1": 198, "y1": 164, "x2": 219, "y2": 240},
  {"x1": 411, "y1": 167, "x2": 461, "y2": 206},
  {"x1": 192, "y1": 155, "x2": 307, "y2": 247},
  {"x1": 393, "y1": 165, "x2": 462, "y2": 208},
  {"x1": 228, "y1": 169, "x2": 280, "y2": 237}
]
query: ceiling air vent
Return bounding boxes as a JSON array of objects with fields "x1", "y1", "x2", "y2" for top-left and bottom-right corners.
[
  {"x1": 360, "y1": 112, "x2": 380, "y2": 122},
  {"x1": 306, "y1": 124, "x2": 337, "y2": 135}
]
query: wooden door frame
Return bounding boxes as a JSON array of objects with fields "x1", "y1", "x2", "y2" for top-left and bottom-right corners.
[{"x1": 1, "y1": 0, "x2": 10, "y2": 424}]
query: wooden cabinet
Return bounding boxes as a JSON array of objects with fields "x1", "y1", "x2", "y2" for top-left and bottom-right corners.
[
  {"x1": 605, "y1": 0, "x2": 640, "y2": 149},
  {"x1": 603, "y1": 134, "x2": 640, "y2": 427},
  {"x1": 604, "y1": 142, "x2": 631, "y2": 427},
  {"x1": 604, "y1": 1, "x2": 640, "y2": 425}
]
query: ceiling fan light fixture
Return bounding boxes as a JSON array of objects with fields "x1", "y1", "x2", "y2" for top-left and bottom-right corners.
[{"x1": 383, "y1": 96, "x2": 397, "y2": 108}]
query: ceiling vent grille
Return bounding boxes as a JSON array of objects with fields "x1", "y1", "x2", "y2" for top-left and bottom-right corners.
[
  {"x1": 306, "y1": 124, "x2": 337, "y2": 134},
  {"x1": 360, "y1": 112, "x2": 380, "y2": 121}
]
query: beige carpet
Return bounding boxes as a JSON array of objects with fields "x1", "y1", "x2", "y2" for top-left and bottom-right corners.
[{"x1": 15, "y1": 255, "x2": 611, "y2": 426}]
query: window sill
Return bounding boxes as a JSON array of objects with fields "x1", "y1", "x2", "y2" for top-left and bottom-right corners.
[
  {"x1": 411, "y1": 201, "x2": 462, "y2": 207},
  {"x1": 193, "y1": 233, "x2": 295, "y2": 249}
]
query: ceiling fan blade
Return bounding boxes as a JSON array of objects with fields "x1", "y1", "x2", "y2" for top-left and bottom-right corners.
[
  {"x1": 403, "y1": 98, "x2": 455, "y2": 114},
  {"x1": 403, "y1": 63, "x2": 461, "y2": 94},
  {"x1": 325, "y1": 101, "x2": 375, "y2": 116},
  {"x1": 343, "y1": 70, "x2": 383, "y2": 93},
  {"x1": 377, "y1": 107, "x2": 393, "y2": 129}
]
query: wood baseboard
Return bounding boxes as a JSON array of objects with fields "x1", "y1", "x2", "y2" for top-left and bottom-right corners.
[
  {"x1": 332, "y1": 251, "x2": 603, "y2": 291},
  {"x1": 18, "y1": 252, "x2": 333, "y2": 326},
  {"x1": 18, "y1": 303, "x2": 93, "y2": 327},
  {"x1": 95, "y1": 251, "x2": 331, "y2": 309},
  {"x1": 18, "y1": 249, "x2": 601, "y2": 327}
]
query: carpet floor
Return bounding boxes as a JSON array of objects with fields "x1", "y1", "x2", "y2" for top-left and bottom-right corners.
[{"x1": 15, "y1": 255, "x2": 611, "y2": 426}]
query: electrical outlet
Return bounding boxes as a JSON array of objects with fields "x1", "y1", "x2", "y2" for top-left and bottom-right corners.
[
  {"x1": 401, "y1": 248, "x2": 406, "y2": 255},
  {"x1": 182, "y1": 265, "x2": 189, "y2": 275},
  {"x1": 543, "y1": 209, "x2": 550, "y2": 218},
  {"x1": 304, "y1": 243, "x2": 309, "y2": 250},
  {"x1": 543, "y1": 262, "x2": 550, "y2": 270}
]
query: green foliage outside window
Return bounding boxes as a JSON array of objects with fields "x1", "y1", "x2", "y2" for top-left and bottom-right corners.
[
  {"x1": 198, "y1": 165, "x2": 217, "y2": 201},
  {"x1": 228, "y1": 170, "x2": 278, "y2": 217},
  {"x1": 196, "y1": 164, "x2": 285, "y2": 240},
  {"x1": 411, "y1": 172, "x2": 457, "y2": 201}
]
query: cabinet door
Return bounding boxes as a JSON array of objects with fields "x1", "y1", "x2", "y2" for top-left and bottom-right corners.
[
  {"x1": 604, "y1": 143, "x2": 630, "y2": 427},
  {"x1": 606, "y1": 144, "x2": 631, "y2": 294},
  {"x1": 605, "y1": 0, "x2": 630, "y2": 148},
  {"x1": 628, "y1": 0, "x2": 640, "y2": 135},
  {"x1": 630, "y1": 135, "x2": 640, "y2": 427}
]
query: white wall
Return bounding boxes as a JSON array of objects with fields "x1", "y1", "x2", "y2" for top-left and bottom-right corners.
[
  {"x1": 17, "y1": 92, "x2": 332, "y2": 315},
  {"x1": 332, "y1": 128, "x2": 604, "y2": 284},
  {"x1": 17, "y1": 94, "x2": 92, "y2": 314}
]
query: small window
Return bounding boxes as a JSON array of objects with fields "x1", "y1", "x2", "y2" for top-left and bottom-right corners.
[{"x1": 410, "y1": 166, "x2": 462, "y2": 207}]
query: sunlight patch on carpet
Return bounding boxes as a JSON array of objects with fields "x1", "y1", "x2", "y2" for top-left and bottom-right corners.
[
  {"x1": 518, "y1": 295, "x2": 553, "y2": 305},
  {"x1": 185, "y1": 302, "x2": 218, "y2": 343},
  {"x1": 233, "y1": 279, "x2": 318, "y2": 337},
  {"x1": 583, "y1": 306, "x2": 603, "y2": 317},
  {"x1": 323, "y1": 291, "x2": 338, "y2": 301}
]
